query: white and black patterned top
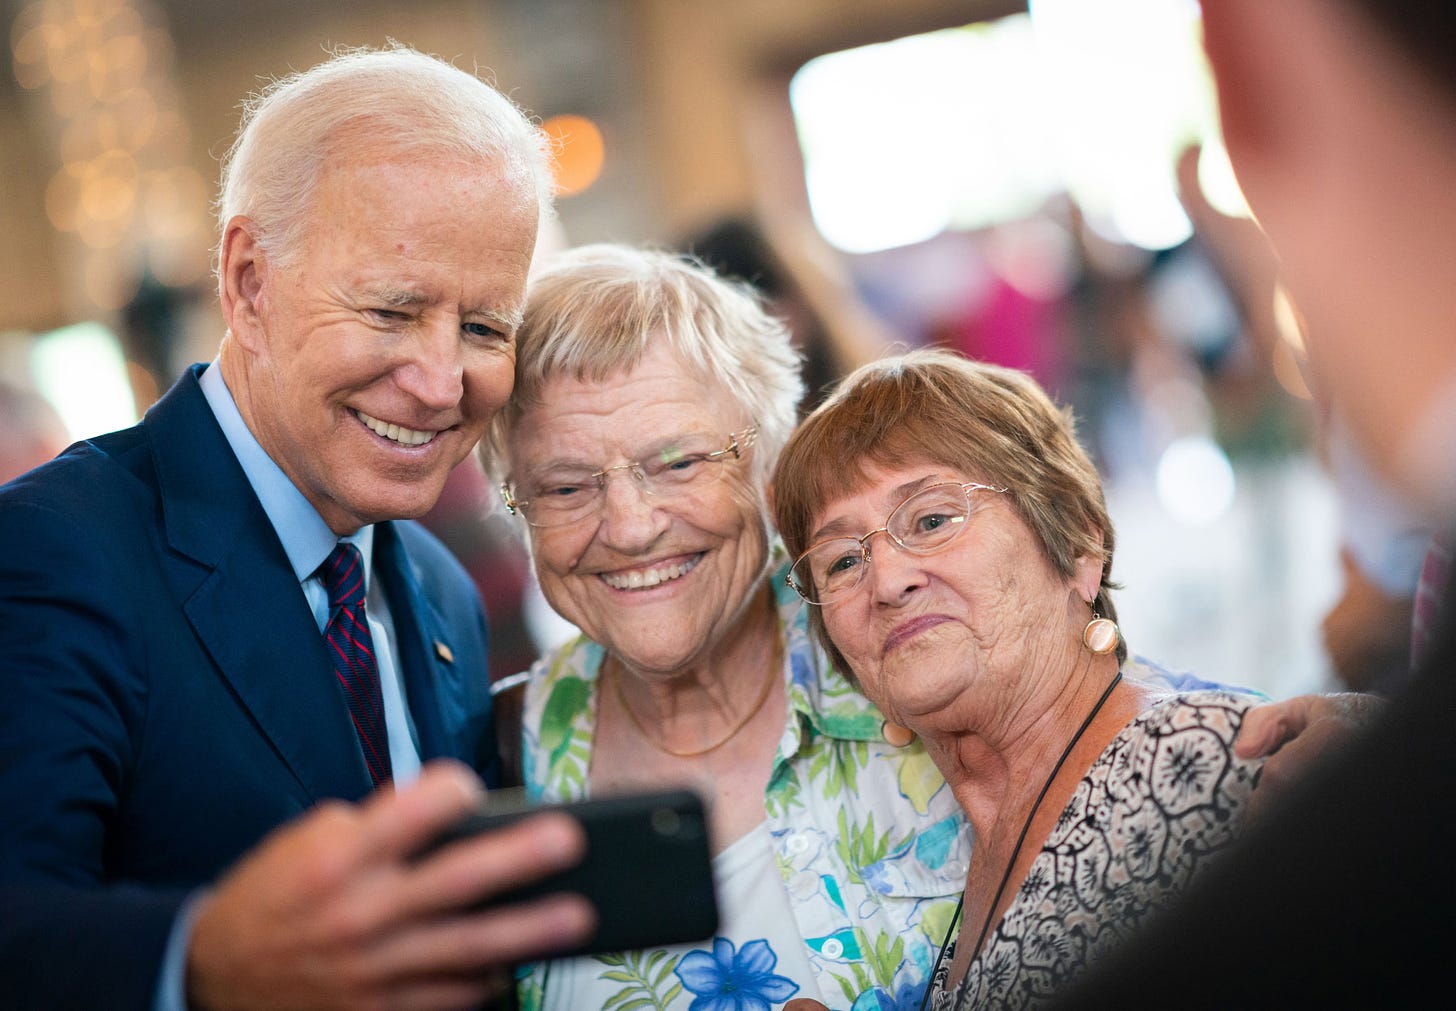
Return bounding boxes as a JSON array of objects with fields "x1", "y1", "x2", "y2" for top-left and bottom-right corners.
[{"x1": 929, "y1": 690, "x2": 1265, "y2": 1011}]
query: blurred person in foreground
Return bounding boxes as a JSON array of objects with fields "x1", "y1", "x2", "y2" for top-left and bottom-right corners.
[
  {"x1": 1174, "y1": 141, "x2": 1432, "y2": 696},
  {"x1": 0, "y1": 46, "x2": 592, "y2": 1011},
  {"x1": 772, "y1": 349, "x2": 1270, "y2": 1010},
  {"x1": 480, "y1": 243, "x2": 967, "y2": 1010},
  {"x1": 1045, "y1": 0, "x2": 1456, "y2": 1006}
]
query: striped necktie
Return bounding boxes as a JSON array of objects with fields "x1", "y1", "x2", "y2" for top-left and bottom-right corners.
[{"x1": 319, "y1": 542, "x2": 391, "y2": 786}]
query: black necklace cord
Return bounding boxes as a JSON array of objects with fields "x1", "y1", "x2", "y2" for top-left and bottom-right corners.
[{"x1": 916, "y1": 668, "x2": 1125, "y2": 1011}]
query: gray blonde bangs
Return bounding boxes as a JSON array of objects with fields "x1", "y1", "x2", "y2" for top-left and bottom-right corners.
[{"x1": 481, "y1": 244, "x2": 804, "y2": 492}]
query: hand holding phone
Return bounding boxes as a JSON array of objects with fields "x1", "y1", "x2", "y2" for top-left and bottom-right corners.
[{"x1": 429, "y1": 787, "x2": 720, "y2": 959}]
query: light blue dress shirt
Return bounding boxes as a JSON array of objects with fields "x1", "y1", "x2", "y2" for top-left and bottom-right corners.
[{"x1": 155, "y1": 361, "x2": 426, "y2": 1010}]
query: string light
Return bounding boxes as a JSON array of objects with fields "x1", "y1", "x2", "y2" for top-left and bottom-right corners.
[{"x1": 10, "y1": 0, "x2": 208, "y2": 309}]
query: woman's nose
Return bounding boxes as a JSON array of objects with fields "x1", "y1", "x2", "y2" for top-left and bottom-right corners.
[
  {"x1": 597, "y1": 469, "x2": 668, "y2": 548},
  {"x1": 865, "y1": 535, "x2": 928, "y2": 603}
]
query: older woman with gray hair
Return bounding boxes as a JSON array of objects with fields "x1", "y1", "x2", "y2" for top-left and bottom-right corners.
[{"x1": 771, "y1": 349, "x2": 1271, "y2": 1010}]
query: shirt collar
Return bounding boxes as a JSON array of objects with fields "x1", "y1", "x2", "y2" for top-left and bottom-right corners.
[{"x1": 199, "y1": 360, "x2": 374, "y2": 583}]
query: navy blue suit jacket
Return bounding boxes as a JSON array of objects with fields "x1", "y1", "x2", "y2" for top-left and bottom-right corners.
[{"x1": 0, "y1": 366, "x2": 498, "y2": 1010}]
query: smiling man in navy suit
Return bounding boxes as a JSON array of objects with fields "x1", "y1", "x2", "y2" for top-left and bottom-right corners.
[{"x1": 0, "y1": 46, "x2": 590, "y2": 1011}]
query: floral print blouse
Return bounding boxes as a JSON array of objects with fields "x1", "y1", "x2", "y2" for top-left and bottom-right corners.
[{"x1": 514, "y1": 563, "x2": 971, "y2": 1011}]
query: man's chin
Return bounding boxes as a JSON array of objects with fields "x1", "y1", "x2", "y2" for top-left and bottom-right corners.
[{"x1": 322, "y1": 486, "x2": 448, "y2": 534}]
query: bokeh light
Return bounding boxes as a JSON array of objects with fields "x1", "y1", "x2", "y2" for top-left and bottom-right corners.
[
  {"x1": 1196, "y1": 139, "x2": 1250, "y2": 219},
  {"x1": 542, "y1": 113, "x2": 605, "y2": 197},
  {"x1": 12, "y1": 0, "x2": 203, "y2": 313},
  {"x1": 29, "y1": 320, "x2": 138, "y2": 437},
  {"x1": 1272, "y1": 283, "x2": 1306, "y2": 354},
  {"x1": 1155, "y1": 434, "x2": 1237, "y2": 525}
]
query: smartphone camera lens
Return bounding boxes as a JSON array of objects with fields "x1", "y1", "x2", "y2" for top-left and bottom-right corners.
[{"x1": 650, "y1": 805, "x2": 685, "y2": 838}]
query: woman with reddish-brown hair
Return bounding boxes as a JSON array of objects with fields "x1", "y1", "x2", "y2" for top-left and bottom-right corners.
[{"x1": 772, "y1": 348, "x2": 1269, "y2": 1010}]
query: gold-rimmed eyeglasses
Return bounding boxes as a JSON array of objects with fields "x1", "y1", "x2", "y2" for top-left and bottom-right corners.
[
  {"x1": 501, "y1": 425, "x2": 759, "y2": 528},
  {"x1": 786, "y1": 482, "x2": 1006, "y2": 605}
]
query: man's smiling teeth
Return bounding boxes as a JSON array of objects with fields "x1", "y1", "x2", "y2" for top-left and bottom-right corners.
[
  {"x1": 356, "y1": 410, "x2": 438, "y2": 447},
  {"x1": 602, "y1": 556, "x2": 700, "y2": 590}
]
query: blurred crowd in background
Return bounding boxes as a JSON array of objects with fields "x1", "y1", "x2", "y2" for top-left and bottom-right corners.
[{"x1": 2, "y1": 0, "x2": 1427, "y2": 701}]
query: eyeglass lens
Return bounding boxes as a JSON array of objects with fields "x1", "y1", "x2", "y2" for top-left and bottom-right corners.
[
  {"x1": 512, "y1": 430, "x2": 747, "y2": 527},
  {"x1": 791, "y1": 483, "x2": 984, "y2": 603}
]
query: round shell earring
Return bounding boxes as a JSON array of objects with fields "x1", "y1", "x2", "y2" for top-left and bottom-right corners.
[{"x1": 1082, "y1": 613, "x2": 1119, "y2": 655}]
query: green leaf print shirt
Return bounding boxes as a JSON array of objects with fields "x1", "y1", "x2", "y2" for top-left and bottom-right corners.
[{"x1": 515, "y1": 559, "x2": 970, "y2": 1011}]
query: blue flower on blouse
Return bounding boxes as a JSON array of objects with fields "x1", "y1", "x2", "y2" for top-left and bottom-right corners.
[
  {"x1": 675, "y1": 937, "x2": 800, "y2": 1011},
  {"x1": 851, "y1": 979, "x2": 924, "y2": 1011}
]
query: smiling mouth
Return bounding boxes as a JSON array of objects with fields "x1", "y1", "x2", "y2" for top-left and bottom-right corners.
[
  {"x1": 600, "y1": 554, "x2": 702, "y2": 591},
  {"x1": 355, "y1": 410, "x2": 441, "y2": 448}
]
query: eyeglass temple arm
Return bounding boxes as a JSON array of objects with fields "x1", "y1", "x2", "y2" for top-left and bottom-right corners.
[
  {"x1": 729, "y1": 426, "x2": 759, "y2": 458},
  {"x1": 499, "y1": 480, "x2": 522, "y2": 515}
]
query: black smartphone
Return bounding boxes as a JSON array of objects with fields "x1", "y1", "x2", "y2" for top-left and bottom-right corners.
[{"x1": 429, "y1": 787, "x2": 719, "y2": 959}]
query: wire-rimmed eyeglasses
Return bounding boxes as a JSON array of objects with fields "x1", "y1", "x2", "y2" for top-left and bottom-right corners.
[
  {"x1": 786, "y1": 482, "x2": 1006, "y2": 605},
  {"x1": 500, "y1": 425, "x2": 759, "y2": 528}
]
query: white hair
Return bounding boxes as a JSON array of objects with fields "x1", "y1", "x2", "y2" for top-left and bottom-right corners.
[
  {"x1": 480, "y1": 243, "x2": 805, "y2": 493},
  {"x1": 216, "y1": 43, "x2": 553, "y2": 272}
]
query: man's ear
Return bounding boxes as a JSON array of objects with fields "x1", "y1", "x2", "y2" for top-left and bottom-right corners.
[
  {"x1": 218, "y1": 216, "x2": 268, "y2": 352},
  {"x1": 1200, "y1": 0, "x2": 1308, "y2": 179}
]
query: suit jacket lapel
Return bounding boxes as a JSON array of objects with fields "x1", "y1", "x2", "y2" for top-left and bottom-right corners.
[
  {"x1": 373, "y1": 521, "x2": 460, "y2": 762},
  {"x1": 146, "y1": 367, "x2": 373, "y2": 803}
]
